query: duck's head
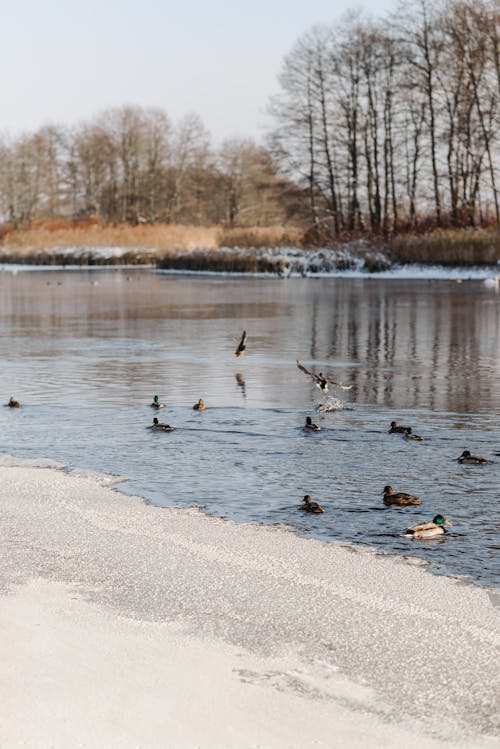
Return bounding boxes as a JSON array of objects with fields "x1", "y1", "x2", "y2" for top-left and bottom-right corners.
[
  {"x1": 153, "y1": 417, "x2": 159, "y2": 425},
  {"x1": 303, "y1": 495, "x2": 313, "y2": 505},
  {"x1": 459, "y1": 450, "x2": 471, "y2": 458},
  {"x1": 306, "y1": 416, "x2": 312, "y2": 425},
  {"x1": 153, "y1": 395, "x2": 159, "y2": 403},
  {"x1": 433, "y1": 514, "x2": 452, "y2": 527},
  {"x1": 198, "y1": 398, "x2": 204, "y2": 406},
  {"x1": 383, "y1": 485, "x2": 393, "y2": 495},
  {"x1": 406, "y1": 427, "x2": 412, "y2": 434},
  {"x1": 390, "y1": 421, "x2": 397, "y2": 428}
]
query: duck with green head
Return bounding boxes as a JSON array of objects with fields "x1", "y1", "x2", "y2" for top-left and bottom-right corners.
[
  {"x1": 457, "y1": 450, "x2": 488, "y2": 465},
  {"x1": 403, "y1": 515, "x2": 452, "y2": 539},
  {"x1": 304, "y1": 416, "x2": 321, "y2": 432},
  {"x1": 404, "y1": 427, "x2": 423, "y2": 441},
  {"x1": 151, "y1": 395, "x2": 166, "y2": 409},
  {"x1": 149, "y1": 417, "x2": 174, "y2": 432}
]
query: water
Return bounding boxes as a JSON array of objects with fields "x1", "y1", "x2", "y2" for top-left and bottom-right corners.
[{"x1": 1, "y1": 268, "x2": 499, "y2": 589}]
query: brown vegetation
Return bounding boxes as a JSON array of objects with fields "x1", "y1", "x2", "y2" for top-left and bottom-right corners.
[
  {"x1": 0, "y1": 222, "x2": 219, "y2": 254},
  {"x1": 388, "y1": 229, "x2": 500, "y2": 266},
  {"x1": 1, "y1": 220, "x2": 499, "y2": 269}
]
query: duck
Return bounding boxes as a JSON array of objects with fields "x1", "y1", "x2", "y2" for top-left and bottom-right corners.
[
  {"x1": 300, "y1": 495, "x2": 325, "y2": 513},
  {"x1": 296, "y1": 360, "x2": 352, "y2": 393},
  {"x1": 403, "y1": 427, "x2": 423, "y2": 441},
  {"x1": 149, "y1": 417, "x2": 174, "y2": 432},
  {"x1": 403, "y1": 515, "x2": 452, "y2": 539},
  {"x1": 235, "y1": 330, "x2": 247, "y2": 358},
  {"x1": 388, "y1": 420, "x2": 410, "y2": 434},
  {"x1": 6, "y1": 396, "x2": 20, "y2": 408},
  {"x1": 304, "y1": 416, "x2": 321, "y2": 432},
  {"x1": 457, "y1": 450, "x2": 488, "y2": 465},
  {"x1": 193, "y1": 398, "x2": 205, "y2": 411},
  {"x1": 383, "y1": 485, "x2": 420, "y2": 506},
  {"x1": 151, "y1": 395, "x2": 166, "y2": 409}
]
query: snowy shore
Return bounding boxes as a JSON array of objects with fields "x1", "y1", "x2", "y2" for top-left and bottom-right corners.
[{"x1": 0, "y1": 464, "x2": 498, "y2": 749}]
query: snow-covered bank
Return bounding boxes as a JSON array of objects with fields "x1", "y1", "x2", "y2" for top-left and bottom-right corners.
[{"x1": 0, "y1": 464, "x2": 498, "y2": 748}]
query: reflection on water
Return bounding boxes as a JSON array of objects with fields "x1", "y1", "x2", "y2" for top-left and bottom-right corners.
[{"x1": 0, "y1": 269, "x2": 499, "y2": 588}]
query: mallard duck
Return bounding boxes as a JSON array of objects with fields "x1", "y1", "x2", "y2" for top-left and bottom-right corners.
[
  {"x1": 304, "y1": 416, "x2": 321, "y2": 432},
  {"x1": 6, "y1": 396, "x2": 20, "y2": 408},
  {"x1": 149, "y1": 417, "x2": 174, "y2": 432},
  {"x1": 235, "y1": 330, "x2": 247, "y2": 358},
  {"x1": 151, "y1": 395, "x2": 166, "y2": 409},
  {"x1": 296, "y1": 360, "x2": 352, "y2": 393},
  {"x1": 403, "y1": 515, "x2": 452, "y2": 539},
  {"x1": 301, "y1": 495, "x2": 324, "y2": 513},
  {"x1": 457, "y1": 450, "x2": 488, "y2": 465},
  {"x1": 388, "y1": 420, "x2": 410, "y2": 434},
  {"x1": 193, "y1": 398, "x2": 205, "y2": 411},
  {"x1": 403, "y1": 427, "x2": 423, "y2": 441},
  {"x1": 383, "y1": 485, "x2": 420, "y2": 506}
]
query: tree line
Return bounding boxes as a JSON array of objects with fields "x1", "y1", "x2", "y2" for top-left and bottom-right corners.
[
  {"x1": 0, "y1": 0, "x2": 498, "y2": 240},
  {"x1": 269, "y1": 0, "x2": 499, "y2": 238},
  {"x1": 0, "y1": 109, "x2": 292, "y2": 230}
]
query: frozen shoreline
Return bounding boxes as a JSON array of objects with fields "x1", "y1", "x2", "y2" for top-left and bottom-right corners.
[
  {"x1": 0, "y1": 463, "x2": 498, "y2": 748},
  {"x1": 1, "y1": 257, "x2": 499, "y2": 280}
]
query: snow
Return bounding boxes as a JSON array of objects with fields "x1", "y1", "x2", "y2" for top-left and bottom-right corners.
[{"x1": 0, "y1": 463, "x2": 498, "y2": 748}]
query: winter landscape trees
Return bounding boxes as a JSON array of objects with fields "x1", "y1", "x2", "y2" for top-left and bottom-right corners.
[{"x1": 0, "y1": 0, "x2": 498, "y2": 242}]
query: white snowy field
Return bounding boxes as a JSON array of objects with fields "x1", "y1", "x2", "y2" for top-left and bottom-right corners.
[{"x1": 0, "y1": 464, "x2": 498, "y2": 749}]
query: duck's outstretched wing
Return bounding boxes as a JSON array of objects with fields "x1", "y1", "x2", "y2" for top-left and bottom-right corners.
[
  {"x1": 323, "y1": 374, "x2": 352, "y2": 390},
  {"x1": 296, "y1": 360, "x2": 319, "y2": 383},
  {"x1": 235, "y1": 330, "x2": 247, "y2": 356}
]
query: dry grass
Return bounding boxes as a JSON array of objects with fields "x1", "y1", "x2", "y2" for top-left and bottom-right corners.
[
  {"x1": 0, "y1": 223, "x2": 219, "y2": 255},
  {"x1": 388, "y1": 228, "x2": 500, "y2": 265},
  {"x1": 216, "y1": 225, "x2": 303, "y2": 249},
  {"x1": 2, "y1": 220, "x2": 499, "y2": 269}
]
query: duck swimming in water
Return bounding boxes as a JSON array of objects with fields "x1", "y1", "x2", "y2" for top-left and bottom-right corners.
[
  {"x1": 383, "y1": 485, "x2": 420, "y2": 506},
  {"x1": 304, "y1": 416, "x2": 321, "y2": 432},
  {"x1": 300, "y1": 495, "x2": 325, "y2": 513},
  {"x1": 6, "y1": 396, "x2": 20, "y2": 408},
  {"x1": 149, "y1": 417, "x2": 174, "y2": 432},
  {"x1": 296, "y1": 360, "x2": 352, "y2": 393},
  {"x1": 388, "y1": 421, "x2": 410, "y2": 434},
  {"x1": 193, "y1": 398, "x2": 205, "y2": 411},
  {"x1": 235, "y1": 330, "x2": 247, "y2": 358},
  {"x1": 457, "y1": 450, "x2": 489, "y2": 464},
  {"x1": 403, "y1": 515, "x2": 452, "y2": 539},
  {"x1": 403, "y1": 427, "x2": 423, "y2": 441},
  {"x1": 151, "y1": 395, "x2": 166, "y2": 409}
]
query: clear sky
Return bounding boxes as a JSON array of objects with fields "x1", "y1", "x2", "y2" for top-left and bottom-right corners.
[{"x1": 1, "y1": 0, "x2": 394, "y2": 144}]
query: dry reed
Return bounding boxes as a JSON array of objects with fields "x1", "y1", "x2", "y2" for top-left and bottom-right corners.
[
  {"x1": 388, "y1": 228, "x2": 500, "y2": 265},
  {"x1": 216, "y1": 225, "x2": 303, "y2": 249},
  {"x1": 0, "y1": 223, "x2": 219, "y2": 254}
]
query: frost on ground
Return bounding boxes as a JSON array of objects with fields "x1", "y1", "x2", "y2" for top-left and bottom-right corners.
[{"x1": 0, "y1": 464, "x2": 498, "y2": 749}]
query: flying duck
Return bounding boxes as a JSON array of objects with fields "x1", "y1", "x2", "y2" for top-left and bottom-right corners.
[{"x1": 296, "y1": 360, "x2": 352, "y2": 393}]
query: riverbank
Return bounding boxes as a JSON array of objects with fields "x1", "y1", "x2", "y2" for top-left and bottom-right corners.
[
  {"x1": 0, "y1": 463, "x2": 498, "y2": 748},
  {"x1": 0, "y1": 222, "x2": 498, "y2": 271}
]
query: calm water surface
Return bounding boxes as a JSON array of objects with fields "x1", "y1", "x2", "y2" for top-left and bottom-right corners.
[{"x1": 1, "y1": 269, "x2": 499, "y2": 588}]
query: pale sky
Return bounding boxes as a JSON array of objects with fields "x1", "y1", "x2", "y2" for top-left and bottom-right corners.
[{"x1": 1, "y1": 0, "x2": 394, "y2": 144}]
